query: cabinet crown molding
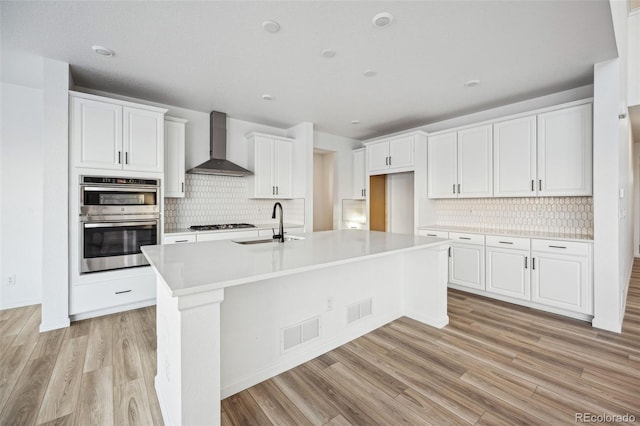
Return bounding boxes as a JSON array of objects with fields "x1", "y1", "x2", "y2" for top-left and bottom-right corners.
[{"x1": 69, "y1": 90, "x2": 168, "y2": 114}]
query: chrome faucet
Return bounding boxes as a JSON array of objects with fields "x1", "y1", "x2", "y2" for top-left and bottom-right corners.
[{"x1": 272, "y1": 202, "x2": 284, "y2": 242}]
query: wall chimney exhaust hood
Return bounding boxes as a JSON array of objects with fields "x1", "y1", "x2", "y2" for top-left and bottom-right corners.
[{"x1": 186, "y1": 111, "x2": 253, "y2": 176}]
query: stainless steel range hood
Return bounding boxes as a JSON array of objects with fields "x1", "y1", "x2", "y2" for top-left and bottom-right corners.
[{"x1": 186, "y1": 111, "x2": 253, "y2": 176}]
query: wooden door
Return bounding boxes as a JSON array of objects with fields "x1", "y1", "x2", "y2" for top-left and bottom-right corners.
[{"x1": 369, "y1": 174, "x2": 386, "y2": 232}]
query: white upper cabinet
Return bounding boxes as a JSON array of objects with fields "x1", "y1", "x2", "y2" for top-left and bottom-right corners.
[
  {"x1": 428, "y1": 125, "x2": 492, "y2": 198},
  {"x1": 537, "y1": 104, "x2": 592, "y2": 196},
  {"x1": 72, "y1": 96, "x2": 123, "y2": 170},
  {"x1": 427, "y1": 132, "x2": 457, "y2": 198},
  {"x1": 247, "y1": 133, "x2": 294, "y2": 199},
  {"x1": 164, "y1": 117, "x2": 188, "y2": 198},
  {"x1": 71, "y1": 91, "x2": 166, "y2": 172},
  {"x1": 123, "y1": 107, "x2": 164, "y2": 172},
  {"x1": 366, "y1": 135, "x2": 415, "y2": 175},
  {"x1": 352, "y1": 149, "x2": 366, "y2": 199},
  {"x1": 457, "y1": 125, "x2": 493, "y2": 198},
  {"x1": 493, "y1": 116, "x2": 537, "y2": 197}
]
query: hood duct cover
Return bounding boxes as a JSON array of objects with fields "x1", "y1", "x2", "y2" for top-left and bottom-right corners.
[{"x1": 186, "y1": 111, "x2": 253, "y2": 176}]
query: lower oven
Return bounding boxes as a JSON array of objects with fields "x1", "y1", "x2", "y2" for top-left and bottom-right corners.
[{"x1": 80, "y1": 214, "x2": 160, "y2": 274}]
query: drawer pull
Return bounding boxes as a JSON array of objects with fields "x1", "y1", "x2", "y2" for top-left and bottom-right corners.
[
  {"x1": 549, "y1": 245, "x2": 567, "y2": 249},
  {"x1": 426, "y1": 234, "x2": 437, "y2": 237},
  {"x1": 175, "y1": 239, "x2": 189, "y2": 243},
  {"x1": 459, "y1": 237, "x2": 471, "y2": 240},
  {"x1": 115, "y1": 290, "x2": 132, "y2": 295},
  {"x1": 498, "y1": 241, "x2": 513, "y2": 244}
]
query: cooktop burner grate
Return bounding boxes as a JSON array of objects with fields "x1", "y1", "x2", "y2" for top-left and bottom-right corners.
[{"x1": 189, "y1": 223, "x2": 256, "y2": 231}]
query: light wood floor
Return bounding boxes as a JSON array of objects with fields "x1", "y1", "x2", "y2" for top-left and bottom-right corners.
[{"x1": 2, "y1": 262, "x2": 639, "y2": 425}]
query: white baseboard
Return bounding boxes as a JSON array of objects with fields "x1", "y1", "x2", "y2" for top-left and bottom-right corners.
[
  {"x1": 39, "y1": 316, "x2": 70, "y2": 332},
  {"x1": 70, "y1": 299, "x2": 155, "y2": 321},
  {"x1": 404, "y1": 311, "x2": 449, "y2": 329},
  {"x1": 592, "y1": 317, "x2": 622, "y2": 333},
  {"x1": 0, "y1": 299, "x2": 42, "y2": 311}
]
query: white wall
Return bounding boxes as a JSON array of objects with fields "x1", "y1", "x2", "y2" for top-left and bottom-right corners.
[
  {"x1": 40, "y1": 58, "x2": 70, "y2": 331},
  {"x1": 313, "y1": 131, "x2": 362, "y2": 230},
  {"x1": 0, "y1": 82, "x2": 44, "y2": 309},
  {"x1": 629, "y1": 11, "x2": 640, "y2": 106}
]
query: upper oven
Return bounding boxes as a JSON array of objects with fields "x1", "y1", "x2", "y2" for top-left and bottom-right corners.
[{"x1": 80, "y1": 175, "x2": 160, "y2": 216}]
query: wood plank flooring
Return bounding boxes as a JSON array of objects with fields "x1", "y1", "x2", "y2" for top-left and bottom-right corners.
[{"x1": 1, "y1": 261, "x2": 639, "y2": 425}]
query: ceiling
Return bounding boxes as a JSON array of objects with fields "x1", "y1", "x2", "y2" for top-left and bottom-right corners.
[{"x1": 1, "y1": 1, "x2": 617, "y2": 140}]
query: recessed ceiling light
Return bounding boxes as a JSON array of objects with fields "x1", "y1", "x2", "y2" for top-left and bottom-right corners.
[
  {"x1": 91, "y1": 45, "x2": 114, "y2": 57},
  {"x1": 363, "y1": 70, "x2": 377, "y2": 77},
  {"x1": 464, "y1": 79, "x2": 480, "y2": 87},
  {"x1": 320, "y1": 49, "x2": 336, "y2": 58},
  {"x1": 262, "y1": 94, "x2": 274, "y2": 101},
  {"x1": 372, "y1": 12, "x2": 394, "y2": 28},
  {"x1": 351, "y1": 120, "x2": 361, "y2": 125},
  {"x1": 262, "y1": 20, "x2": 281, "y2": 33}
]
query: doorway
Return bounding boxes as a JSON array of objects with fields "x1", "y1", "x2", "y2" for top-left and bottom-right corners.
[{"x1": 313, "y1": 149, "x2": 336, "y2": 231}]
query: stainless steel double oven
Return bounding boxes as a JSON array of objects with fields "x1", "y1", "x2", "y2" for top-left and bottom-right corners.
[{"x1": 79, "y1": 176, "x2": 160, "y2": 274}]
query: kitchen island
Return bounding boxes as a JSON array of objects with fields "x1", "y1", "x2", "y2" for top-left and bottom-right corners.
[{"x1": 142, "y1": 230, "x2": 449, "y2": 425}]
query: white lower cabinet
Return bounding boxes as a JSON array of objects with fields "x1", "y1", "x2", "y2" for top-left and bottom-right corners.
[
  {"x1": 531, "y1": 239, "x2": 592, "y2": 315},
  {"x1": 485, "y1": 236, "x2": 531, "y2": 301},
  {"x1": 164, "y1": 234, "x2": 197, "y2": 244},
  {"x1": 71, "y1": 272, "x2": 156, "y2": 315},
  {"x1": 448, "y1": 233, "x2": 485, "y2": 291},
  {"x1": 196, "y1": 230, "x2": 259, "y2": 242}
]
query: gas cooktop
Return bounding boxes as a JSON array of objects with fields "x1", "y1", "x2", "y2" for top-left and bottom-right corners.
[{"x1": 189, "y1": 223, "x2": 256, "y2": 231}]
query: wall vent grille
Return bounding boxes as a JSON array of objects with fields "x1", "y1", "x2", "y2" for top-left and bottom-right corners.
[
  {"x1": 282, "y1": 316, "x2": 320, "y2": 351},
  {"x1": 347, "y1": 298, "x2": 373, "y2": 325}
]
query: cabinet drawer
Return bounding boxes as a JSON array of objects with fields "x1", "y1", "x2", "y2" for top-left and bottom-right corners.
[
  {"x1": 449, "y1": 232, "x2": 484, "y2": 245},
  {"x1": 531, "y1": 239, "x2": 589, "y2": 256},
  {"x1": 164, "y1": 234, "x2": 196, "y2": 244},
  {"x1": 486, "y1": 235, "x2": 530, "y2": 251},
  {"x1": 72, "y1": 274, "x2": 155, "y2": 314},
  {"x1": 418, "y1": 229, "x2": 449, "y2": 239}
]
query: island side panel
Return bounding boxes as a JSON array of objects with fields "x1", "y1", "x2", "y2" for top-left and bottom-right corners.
[
  {"x1": 403, "y1": 243, "x2": 450, "y2": 328},
  {"x1": 155, "y1": 275, "x2": 225, "y2": 426},
  {"x1": 220, "y1": 253, "x2": 405, "y2": 398}
]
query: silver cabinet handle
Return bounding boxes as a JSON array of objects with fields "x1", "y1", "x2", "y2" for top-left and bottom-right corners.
[
  {"x1": 448, "y1": 247, "x2": 452, "y2": 257},
  {"x1": 276, "y1": 186, "x2": 279, "y2": 195},
  {"x1": 453, "y1": 184, "x2": 456, "y2": 194},
  {"x1": 175, "y1": 239, "x2": 189, "y2": 243},
  {"x1": 539, "y1": 179, "x2": 542, "y2": 191},
  {"x1": 115, "y1": 290, "x2": 132, "y2": 295},
  {"x1": 118, "y1": 151, "x2": 122, "y2": 164},
  {"x1": 125, "y1": 152, "x2": 129, "y2": 165},
  {"x1": 524, "y1": 256, "x2": 528, "y2": 269},
  {"x1": 532, "y1": 258, "x2": 536, "y2": 270},
  {"x1": 272, "y1": 186, "x2": 275, "y2": 195},
  {"x1": 549, "y1": 245, "x2": 567, "y2": 249},
  {"x1": 427, "y1": 234, "x2": 437, "y2": 237},
  {"x1": 182, "y1": 182, "x2": 185, "y2": 193},
  {"x1": 531, "y1": 180, "x2": 534, "y2": 191},
  {"x1": 457, "y1": 183, "x2": 461, "y2": 193},
  {"x1": 498, "y1": 241, "x2": 513, "y2": 245},
  {"x1": 388, "y1": 156, "x2": 391, "y2": 165}
]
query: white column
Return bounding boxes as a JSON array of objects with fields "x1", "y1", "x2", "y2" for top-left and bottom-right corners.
[{"x1": 155, "y1": 278, "x2": 225, "y2": 426}]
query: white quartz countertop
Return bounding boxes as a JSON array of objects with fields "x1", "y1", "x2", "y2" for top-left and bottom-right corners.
[
  {"x1": 164, "y1": 223, "x2": 304, "y2": 236},
  {"x1": 417, "y1": 225, "x2": 593, "y2": 242},
  {"x1": 142, "y1": 230, "x2": 448, "y2": 297}
]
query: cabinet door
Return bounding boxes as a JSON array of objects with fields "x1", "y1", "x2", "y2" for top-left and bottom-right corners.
[
  {"x1": 367, "y1": 141, "x2": 390, "y2": 174},
  {"x1": 493, "y1": 116, "x2": 537, "y2": 197},
  {"x1": 352, "y1": 149, "x2": 366, "y2": 199},
  {"x1": 531, "y1": 252, "x2": 591, "y2": 314},
  {"x1": 457, "y1": 125, "x2": 493, "y2": 198},
  {"x1": 486, "y1": 247, "x2": 530, "y2": 300},
  {"x1": 164, "y1": 120, "x2": 186, "y2": 198},
  {"x1": 72, "y1": 97, "x2": 123, "y2": 170},
  {"x1": 388, "y1": 136, "x2": 414, "y2": 169},
  {"x1": 537, "y1": 104, "x2": 592, "y2": 196},
  {"x1": 427, "y1": 132, "x2": 457, "y2": 198},
  {"x1": 123, "y1": 107, "x2": 164, "y2": 172},
  {"x1": 254, "y1": 138, "x2": 276, "y2": 198},
  {"x1": 274, "y1": 139, "x2": 293, "y2": 198},
  {"x1": 449, "y1": 243, "x2": 485, "y2": 290}
]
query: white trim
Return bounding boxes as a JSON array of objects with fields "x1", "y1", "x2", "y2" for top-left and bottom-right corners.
[
  {"x1": 69, "y1": 298, "x2": 155, "y2": 321},
  {"x1": 591, "y1": 317, "x2": 623, "y2": 333},
  {"x1": 69, "y1": 90, "x2": 168, "y2": 113},
  {"x1": 39, "y1": 316, "x2": 71, "y2": 332}
]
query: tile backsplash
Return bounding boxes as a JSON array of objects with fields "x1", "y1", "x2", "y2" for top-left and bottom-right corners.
[
  {"x1": 164, "y1": 174, "x2": 305, "y2": 230},
  {"x1": 435, "y1": 197, "x2": 593, "y2": 236}
]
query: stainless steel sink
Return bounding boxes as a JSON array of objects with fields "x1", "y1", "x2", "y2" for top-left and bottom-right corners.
[{"x1": 232, "y1": 235, "x2": 305, "y2": 245}]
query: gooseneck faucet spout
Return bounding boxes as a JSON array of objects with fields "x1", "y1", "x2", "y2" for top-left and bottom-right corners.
[{"x1": 272, "y1": 202, "x2": 284, "y2": 242}]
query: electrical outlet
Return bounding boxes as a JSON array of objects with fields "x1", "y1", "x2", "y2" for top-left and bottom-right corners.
[
  {"x1": 7, "y1": 274, "x2": 16, "y2": 286},
  {"x1": 327, "y1": 297, "x2": 334, "y2": 312}
]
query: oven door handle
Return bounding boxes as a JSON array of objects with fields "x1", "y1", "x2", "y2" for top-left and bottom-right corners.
[
  {"x1": 83, "y1": 221, "x2": 158, "y2": 228},
  {"x1": 82, "y1": 186, "x2": 158, "y2": 193}
]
